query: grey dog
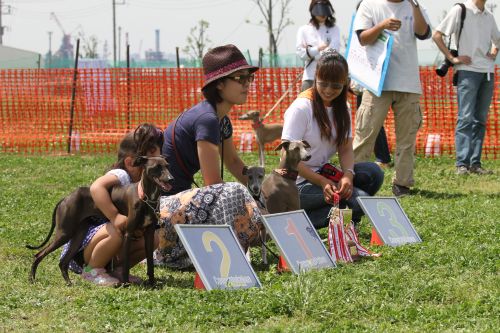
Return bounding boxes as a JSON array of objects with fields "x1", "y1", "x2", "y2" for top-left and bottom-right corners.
[
  {"x1": 261, "y1": 140, "x2": 311, "y2": 214},
  {"x1": 27, "y1": 156, "x2": 173, "y2": 286}
]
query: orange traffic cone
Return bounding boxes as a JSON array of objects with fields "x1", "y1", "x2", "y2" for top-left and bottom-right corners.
[
  {"x1": 276, "y1": 256, "x2": 290, "y2": 273},
  {"x1": 194, "y1": 272, "x2": 206, "y2": 290},
  {"x1": 370, "y1": 228, "x2": 384, "y2": 246}
]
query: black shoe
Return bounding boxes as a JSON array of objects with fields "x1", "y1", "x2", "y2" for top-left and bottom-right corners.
[
  {"x1": 469, "y1": 165, "x2": 493, "y2": 175},
  {"x1": 392, "y1": 184, "x2": 410, "y2": 197}
]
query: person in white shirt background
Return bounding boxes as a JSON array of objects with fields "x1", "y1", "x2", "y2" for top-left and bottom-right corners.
[
  {"x1": 433, "y1": 0, "x2": 500, "y2": 176},
  {"x1": 352, "y1": 0, "x2": 431, "y2": 197},
  {"x1": 296, "y1": 0, "x2": 341, "y2": 91}
]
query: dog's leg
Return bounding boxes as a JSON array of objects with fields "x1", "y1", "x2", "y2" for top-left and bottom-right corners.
[
  {"x1": 30, "y1": 228, "x2": 73, "y2": 284},
  {"x1": 121, "y1": 232, "x2": 132, "y2": 284},
  {"x1": 59, "y1": 224, "x2": 89, "y2": 286},
  {"x1": 261, "y1": 230, "x2": 268, "y2": 265},
  {"x1": 144, "y1": 223, "x2": 155, "y2": 286},
  {"x1": 259, "y1": 143, "x2": 265, "y2": 167}
]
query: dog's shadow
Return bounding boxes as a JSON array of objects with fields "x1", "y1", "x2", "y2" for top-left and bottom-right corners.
[
  {"x1": 411, "y1": 188, "x2": 467, "y2": 199},
  {"x1": 146, "y1": 267, "x2": 198, "y2": 289}
]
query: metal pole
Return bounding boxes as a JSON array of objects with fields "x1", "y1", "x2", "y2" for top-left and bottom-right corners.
[
  {"x1": 67, "y1": 39, "x2": 80, "y2": 154},
  {"x1": 176, "y1": 46, "x2": 180, "y2": 68},
  {"x1": 112, "y1": 0, "x2": 116, "y2": 67},
  {"x1": 0, "y1": 0, "x2": 3, "y2": 44},
  {"x1": 126, "y1": 44, "x2": 131, "y2": 130},
  {"x1": 48, "y1": 31, "x2": 52, "y2": 68},
  {"x1": 118, "y1": 26, "x2": 122, "y2": 65}
]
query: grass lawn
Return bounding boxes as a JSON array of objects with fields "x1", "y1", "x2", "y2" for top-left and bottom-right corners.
[{"x1": 0, "y1": 153, "x2": 498, "y2": 332}]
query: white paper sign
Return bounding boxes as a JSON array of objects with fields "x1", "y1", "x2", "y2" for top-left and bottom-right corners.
[{"x1": 345, "y1": 16, "x2": 394, "y2": 97}]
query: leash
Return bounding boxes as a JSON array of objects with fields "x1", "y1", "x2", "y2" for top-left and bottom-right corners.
[
  {"x1": 261, "y1": 58, "x2": 314, "y2": 122},
  {"x1": 138, "y1": 180, "x2": 162, "y2": 219},
  {"x1": 258, "y1": 229, "x2": 280, "y2": 261}
]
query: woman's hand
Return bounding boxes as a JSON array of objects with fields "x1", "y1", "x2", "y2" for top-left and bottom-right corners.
[
  {"x1": 321, "y1": 179, "x2": 338, "y2": 204},
  {"x1": 336, "y1": 175, "x2": 354, "y2": 200}
]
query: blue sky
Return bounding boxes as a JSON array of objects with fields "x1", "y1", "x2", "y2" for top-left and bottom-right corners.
[{"x1": 1, "y1": 0, "x2": 498, "y2": 60}]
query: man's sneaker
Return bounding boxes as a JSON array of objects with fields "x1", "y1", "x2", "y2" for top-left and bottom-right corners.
[
  {"x1": 110, "y1": 266, "x2": 143, "y2": 285},
  {"x1": 81, "y1": 267, "x2": 119, "y2": 287},
  {"x1": 456, "y1": 165, "x2": 469, "y2": 175},
  {"x1": 392, "y1": 184, "x2": 410, "y2": 197},
  {"x1": 469, "y1": 165, "x2": 493, "y2": 175}
]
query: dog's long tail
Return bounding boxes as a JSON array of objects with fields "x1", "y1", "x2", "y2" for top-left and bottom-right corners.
[{"x1": 25, "y1": 199, "x2": 62, "y2": 250}]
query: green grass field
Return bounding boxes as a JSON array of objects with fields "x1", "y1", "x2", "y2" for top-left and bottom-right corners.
[{"x1": 0, "y1": 154, "x2": 498, "y2": 332}]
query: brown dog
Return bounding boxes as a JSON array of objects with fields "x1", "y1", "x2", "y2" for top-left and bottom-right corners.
[
  {"x1": 27, "y1": 156, "x2": 173, "y2": 286},
  {"x1": 238, "y1": 111, "x2": 283, "y2": 167},
  {"x1": 261, "y1": 140, "x2": 311, "y2": 214}
]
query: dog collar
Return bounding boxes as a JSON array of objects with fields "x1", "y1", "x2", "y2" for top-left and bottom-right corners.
[
  {"x1": 273, "y1": 168, "x2": 298, "y2": 181},
  {"x1": 252, "y1": 121, "x2": 263, "y2": 129}
]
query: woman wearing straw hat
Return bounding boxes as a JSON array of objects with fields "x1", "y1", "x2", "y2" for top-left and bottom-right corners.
[
  {"x1": 155, "y1": 44, "x2": 263, "y2": 269},
  {"x1": 162, "y1": 44, "x2": 259, "y2": 194}
]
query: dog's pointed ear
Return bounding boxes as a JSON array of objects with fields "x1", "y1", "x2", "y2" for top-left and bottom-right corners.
[
  {"x1": 242, "y1": 165, "x2": 248, "y2": 175},
  {"x1": 301, "y1": 140, "x2": 311, "y2": 148},
  {"x1": 275, "y1": 140, "x2": 290, "y2": 151},
  {"x1": 132, "y1": 156, "x2": 148, "y2": 167}
]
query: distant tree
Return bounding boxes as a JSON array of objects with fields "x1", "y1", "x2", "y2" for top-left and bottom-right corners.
[
  {"x1": 77, "y1": 31, "x2": 99, "y2": 59},
  {"x1": 183, "y1": 20, "x2": 212, "y2": 63},
  {"x1": 247, "y1": 0, "x2": 293, "y2": 67}
]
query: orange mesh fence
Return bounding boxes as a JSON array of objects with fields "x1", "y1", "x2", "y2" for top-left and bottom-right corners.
[{"x1": 0, "y1": 66, "x2": 498, "y2": 159}]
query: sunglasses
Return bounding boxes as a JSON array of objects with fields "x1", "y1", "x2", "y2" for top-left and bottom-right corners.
[
  {"x1": 316, "y1": 81, "x2": 345, "y2": 90},
  {"x1": 226, "y1": 73, "x2": 255, "y2": 85}
]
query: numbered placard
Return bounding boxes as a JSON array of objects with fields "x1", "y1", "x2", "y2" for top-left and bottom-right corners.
[
  {"x1": 262, "y1": 210, "x2": 336, "y2": 274},
  {"x1": 356, "y1": 197, "x2": 422, "y2": 246},
  {"x1": 174, "y1": 224, "x2": 261, "y2": 291}
]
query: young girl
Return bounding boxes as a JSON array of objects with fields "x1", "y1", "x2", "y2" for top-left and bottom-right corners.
[
  {"x1": 61, "y1": 123, "x2": 164, "y2": 286},
  {"x1": 282, "y1": 49, "x2": 384, "y2": 229},
  {"x1": 296, "y1": 0, "x2": 340, "y2": 91}
]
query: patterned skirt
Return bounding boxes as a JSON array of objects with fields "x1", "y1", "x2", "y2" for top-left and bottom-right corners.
[{"x1": 155, "y1": 182, "x2": 264, "y2": 270}]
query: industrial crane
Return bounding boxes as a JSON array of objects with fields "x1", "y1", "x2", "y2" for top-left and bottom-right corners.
[{"x1": 50, "y1": 12, "x2": 73, "y2": 60}]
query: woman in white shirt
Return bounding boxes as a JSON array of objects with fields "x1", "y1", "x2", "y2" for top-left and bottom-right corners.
[
  {"x1": 282, "y1": 49, "x2": 384, "y2": 228},
  {"x1": 296, "y1": 0, "x2": 341, "y2": 91}
]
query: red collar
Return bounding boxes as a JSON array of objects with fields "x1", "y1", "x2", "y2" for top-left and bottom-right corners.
[
  {"x1": 252, "y1": 121, "x2": 263, "y2": 129},
  {"x1": 273, "y1": 168, "x2": 298, "y2": 180}
]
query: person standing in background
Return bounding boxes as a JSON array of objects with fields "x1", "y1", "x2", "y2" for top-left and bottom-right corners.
[
  {"x1": 352, "y1": 0, "x2": 431, "y2": 197},
  {"x1": 296, "y1": 0, "x2": 340, "y2": 91},
  {"x1": 433, "y1": 0, "x2": 499, "y2": 175}
]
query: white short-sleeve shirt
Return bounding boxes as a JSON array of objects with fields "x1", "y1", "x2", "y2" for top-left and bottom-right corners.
[
  {"x1": 107, "y1": 168, "x2": 132, "y2": 186},
  {"x1": 435, "y1": 0, "x2": 500, "y2": 73},
  {"x1": 296, "y1": 23, "x2": 341, "y2": 81},
  {"x1": 353, "y1": 0, "x2": 431, "y2": 94},
  {"x1": 281, "y1": 97, "x2": 352, "y2": 184}
]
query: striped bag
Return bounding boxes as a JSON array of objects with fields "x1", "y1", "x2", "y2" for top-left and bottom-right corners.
[{"x1": 327, "y1": 194, "x2": 379, "y2": 262}]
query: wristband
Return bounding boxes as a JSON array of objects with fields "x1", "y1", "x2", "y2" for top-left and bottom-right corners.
[{"x1": 344, "y1": 168, "x2": 356, "y2": 177}]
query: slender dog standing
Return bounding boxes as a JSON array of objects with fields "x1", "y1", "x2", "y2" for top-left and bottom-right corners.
[
  {"x1": 242, "y1": 165, "x2": 269, "y2": 264},
  {"x1": 27, "y1": 156, "x2": 173, "y2": 286},
  {"x1": 261, "y1": 140, "x2": 311, "y2": 213},
  {"x1": 238, "y1": 111, "x2": 283, "y2": 167}
]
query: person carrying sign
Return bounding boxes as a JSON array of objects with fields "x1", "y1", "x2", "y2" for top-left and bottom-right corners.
[
  {"x1": 433, "y1": 0, "x2": 500, "y2": 175},
  {"x1": 352, "y1": 0, "x2": 431, "y2": 197}
]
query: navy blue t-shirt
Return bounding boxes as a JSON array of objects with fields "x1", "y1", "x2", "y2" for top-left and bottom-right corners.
[{"x1": 163, "y1": 101, "x2": 232, "y2": 194}]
